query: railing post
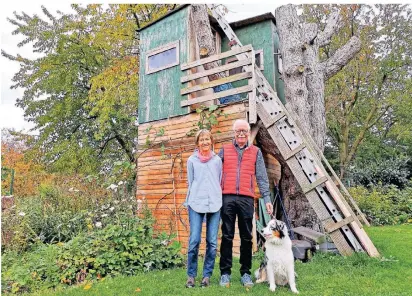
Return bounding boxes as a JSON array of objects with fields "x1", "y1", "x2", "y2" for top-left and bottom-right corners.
[{"x1": 248, "y1": 48, "x2": 257, "y2": 124}]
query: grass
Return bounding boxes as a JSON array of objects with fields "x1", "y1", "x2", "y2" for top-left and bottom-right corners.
[{"x1": 31, "y1": 225, "x2": 412, "y2": 296}]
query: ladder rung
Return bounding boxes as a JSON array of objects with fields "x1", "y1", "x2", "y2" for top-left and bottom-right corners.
[
  {"x1": 284, "y1": 144, "x2": 306, "y2": 160},
  {"x1": 302, "y1": 176, "x2": 328, "y2": 193},
  {"x1": 325, "y1": 216, "x2": 355, "y2": 233},
  {"x1": 265, "y1": 113, "x2": 286, "y2": 128}
]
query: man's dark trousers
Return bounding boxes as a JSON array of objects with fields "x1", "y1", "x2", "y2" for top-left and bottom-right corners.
[{"x1": 220, "y1": 194, "x2": 254, "y2": 276}]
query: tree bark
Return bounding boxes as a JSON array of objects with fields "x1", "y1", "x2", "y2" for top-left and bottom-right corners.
[
  {"x1": 191, "y1": 5, "x2": 225, "y2": 81},
  {"x1": 269, "y1": 4, "x2": 361, "y2": 230}
]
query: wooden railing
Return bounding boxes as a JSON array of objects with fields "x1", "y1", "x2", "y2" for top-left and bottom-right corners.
[{"x1": 180, "y1": 45, "x2": 256, "y2": 122}]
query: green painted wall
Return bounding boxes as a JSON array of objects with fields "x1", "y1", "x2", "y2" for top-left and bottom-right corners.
[
  {"x1": 272, "y1": 22, "x2": 285, "y2": 104},
  {"x1": 138, "y1": 8, "x2": 189, "y2": 124},
  {"x1": 221, "y1": 20, "x2": 285, "y2": 104}
]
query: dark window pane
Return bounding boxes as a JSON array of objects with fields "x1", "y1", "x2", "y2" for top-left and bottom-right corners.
[
  {"x1": 148, "y1": 47, "x2": 177, "y2": 71},
  {"x1": 255, "y1": 53, "x2": 261, "y2": 68}
]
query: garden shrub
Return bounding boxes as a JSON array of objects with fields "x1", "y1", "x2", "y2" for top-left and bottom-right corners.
[
  {"x1": 349, "y1": 183, "x2": 412, "y2": 225},
  {"x1": 1, "y1": 211, "x2": 184, "y2": 294},
  {"x1": 1, "y1": 182, "x2": 138, "y2": 251}
]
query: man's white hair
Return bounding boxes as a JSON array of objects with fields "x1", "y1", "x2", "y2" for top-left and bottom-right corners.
[{"x1": 232, "y1": 119, "x2": 251, "y2": 131}]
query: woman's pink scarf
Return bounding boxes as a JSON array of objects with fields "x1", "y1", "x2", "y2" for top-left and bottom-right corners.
[{"x1": 197, "y1": 150, "x2": 213, "y2": 163}]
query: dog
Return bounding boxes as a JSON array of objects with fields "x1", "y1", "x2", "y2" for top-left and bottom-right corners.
[{"x1": 254, "y1": 219, "x2": 299, "y2": 294}]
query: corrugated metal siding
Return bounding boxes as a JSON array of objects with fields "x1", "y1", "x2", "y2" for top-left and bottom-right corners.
[{"x1": 138, "y1": 7, "x2": 189, "y2": 124}]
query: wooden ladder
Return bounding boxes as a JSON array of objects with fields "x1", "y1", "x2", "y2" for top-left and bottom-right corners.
[{"x1": 207, "y1": 4, "x2": 379, "y2": 257}]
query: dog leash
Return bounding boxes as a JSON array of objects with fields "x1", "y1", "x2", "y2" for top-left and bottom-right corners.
[{"x1": 273, "y1": 184, "x2": 295, "y2": 240}]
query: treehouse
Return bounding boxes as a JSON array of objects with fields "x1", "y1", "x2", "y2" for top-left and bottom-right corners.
[
  {"x1": 136, "y1": 4, "x2": 379, "y2": 258},
  {"x1": 136, "y1": 5, "x2": 284, "y2": 254}
]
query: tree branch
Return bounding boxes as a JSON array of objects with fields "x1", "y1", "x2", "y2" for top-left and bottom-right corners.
[
  {"x1": 115, "y1": 134, "x2": 134, "y2": 162},
  {"x1": 321, "y1": 36, "x2": 361, "y2": 80},
  {"x1": 316, "y1": 10, "x2": 340, "y2": 47}
]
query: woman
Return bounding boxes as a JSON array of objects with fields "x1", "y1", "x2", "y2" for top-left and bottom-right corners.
[{"x1": 184, "y1": 129, "x2": 222, "y2": 288}]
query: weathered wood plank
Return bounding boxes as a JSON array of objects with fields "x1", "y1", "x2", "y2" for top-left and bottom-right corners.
[
  {"x1": 138, "y1": 102, "x2": 247, "y2": 134},
  {"x1": 325, "y1": 216, "x2": 355, "y2": 233},
  {"x1": 181, "y1": 45, "x2": 253, "y2": 70},
  {"x1": 181, "y1": 58, "x2": 252, "y2": 83},
  {"x1": 181, "y1": 72, "x2": 253, "y2": 95},
  {"x1": 181, "y1": 85, "x2": 253, "y2": 107},
  {"x1": 302, "y1": 176, "x2": 329, "y2": 194}
]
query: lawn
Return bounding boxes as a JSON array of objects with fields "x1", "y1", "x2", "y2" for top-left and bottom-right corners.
[{"x1": 31, "y1": 225, "x2": 412, "y2": 296}]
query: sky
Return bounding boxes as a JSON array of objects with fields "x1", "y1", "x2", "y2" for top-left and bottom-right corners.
[{"x1": 0, "y1": 0, "x2": 401, "y2": 134}]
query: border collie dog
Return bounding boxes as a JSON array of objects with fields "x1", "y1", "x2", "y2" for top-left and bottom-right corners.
[{"x1": 255, "y1": 219, "x2": 299, "y2": 294}]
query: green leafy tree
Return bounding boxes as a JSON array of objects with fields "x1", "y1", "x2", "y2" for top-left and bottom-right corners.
[
  {"x1": 2, "y1": 4, "x2": 176, "y2": 176},
  {"x1": 302, "y1": 4, "x2": 412, "y2": 179}
]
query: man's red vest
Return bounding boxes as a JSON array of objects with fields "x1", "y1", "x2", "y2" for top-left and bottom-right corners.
[{"x1": 222, "y1": 143, "x2": 258, "y2": 198}]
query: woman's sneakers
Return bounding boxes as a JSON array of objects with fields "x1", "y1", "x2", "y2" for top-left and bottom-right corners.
[
  {"x1": 200, "y1": 277, "x2": 210, "y2": 288},
  {"x1": 185, "y1": 277, "x2": 195, "y2": 288}
]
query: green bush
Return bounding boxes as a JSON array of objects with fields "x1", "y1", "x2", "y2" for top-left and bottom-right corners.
[
  {"x1": 1, "y1": 214, "x2": 184, "y2": 294},
  {"x1": 1, "y1": 244, "x2": 61, "y2": 294},
  {"x1": 1, "y1": 182, "x2": 140, "y2": 251},
  {"x1": 349, "y1": 184, "x2": 412, "y2": 225}
]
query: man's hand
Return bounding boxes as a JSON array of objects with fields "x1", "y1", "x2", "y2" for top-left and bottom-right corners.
[{"x1": 265, "y1": 202, "x2": 273, "y2": 216}]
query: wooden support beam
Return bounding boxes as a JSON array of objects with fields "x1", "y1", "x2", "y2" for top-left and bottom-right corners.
[
  {"x1": 181, "y1": 45, "x2": 253, "y2": 70},
  {"x1": 325, "y1": 216, "x2": 355, "y2": 233},
  {"x1": 181, "y1": 58, "x2": 252, "y2": 83},
  {"x1": 180, "y1": 85, "x2": 253, "y2": 107},
  {"x1": 249, "y1": 120, "x2": 262, "y2": 143},
  {"x1": 302, "y1": 176, "x2": 328, "y2": 194},
  {"x1": 248, "y1": 48, "x2": 257, "y2": 124},
  {"x1": 181, "y1": 72, "x2": 253, "y2": 95},
  {"x1": 284, "y1": 143, "x2": 306, "y2": 160},
  {"x1": 292, "y1": 226, "x2": 326, "y2": 244}
]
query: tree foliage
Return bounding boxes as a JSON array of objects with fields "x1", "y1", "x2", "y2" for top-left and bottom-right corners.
[
  {"x1": 2, "y1": 4, "x2": 176, "y2": 175},
  {"x1": 302, "y1": 4, "x2": 412, "y2": 180}
]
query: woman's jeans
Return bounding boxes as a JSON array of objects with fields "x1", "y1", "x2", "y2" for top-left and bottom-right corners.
[{"x1": 187, "y1": 207, "x2": 220, "y2": 278}]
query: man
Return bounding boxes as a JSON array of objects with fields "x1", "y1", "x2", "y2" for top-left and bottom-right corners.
[{"x1": 219, "y1": 119, "x2": 273, "y2": 288}]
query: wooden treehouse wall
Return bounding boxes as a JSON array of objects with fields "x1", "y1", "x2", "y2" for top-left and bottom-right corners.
[{"x1": 137, "y1": 102, "x2": 280, "y2": 255}]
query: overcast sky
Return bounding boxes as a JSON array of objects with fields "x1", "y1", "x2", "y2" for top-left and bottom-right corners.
[{"x1": 0, "y1": 1, "x2": 289, "y2": 134}]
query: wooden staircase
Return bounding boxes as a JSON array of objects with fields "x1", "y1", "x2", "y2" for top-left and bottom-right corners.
[{"x1": 202, "y1": 4, "x2": 379, "y2": 257}]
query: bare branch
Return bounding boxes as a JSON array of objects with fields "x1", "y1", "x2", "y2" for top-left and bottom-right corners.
[
  {"x1": 321, "y1": 36, "x2": 361, "y2": 80},
  {"x1": 316, "y1": 10, "x2": 341, "y2": 47}
]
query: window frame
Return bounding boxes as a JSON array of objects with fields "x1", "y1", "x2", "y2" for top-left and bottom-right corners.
[{"x1": 145, "y1": 40, "x2": 180, "y2": 74}]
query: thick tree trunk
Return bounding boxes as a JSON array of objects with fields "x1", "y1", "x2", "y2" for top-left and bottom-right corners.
[
  {"x1": 191, "y1": 5, "x2": 224, "y2": 80},
  {"x1": 257, "y1": 128, "x2": 321, "y2": 230},
  {"x1": 269, "y1": 4, "x2": 361, "y2": 230}
]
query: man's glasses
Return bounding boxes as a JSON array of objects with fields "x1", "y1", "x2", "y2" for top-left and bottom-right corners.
[{"x1": 235, "y1": 129, "x2": 249, "y2": 135}]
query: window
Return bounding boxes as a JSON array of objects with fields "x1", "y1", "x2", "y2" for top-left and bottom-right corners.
[
  {"x1": 146, "y1": 41, "x2": 180, "y2": 74},
  {"x1": 254, "y1": 49, "x2": 264, "y2": 70},
  {"x1": 275, "y1": 49, "x2": 283, "y2": 74},
  {"x1": 225, "y1": 49, "x2": 264, "y2": 76}
]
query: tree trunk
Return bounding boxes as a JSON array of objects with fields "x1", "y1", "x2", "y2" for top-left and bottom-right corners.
[
  {"x1": 191, "y1": 5, "x2": 224, "y2": 81},
  {"x1": 269, "y1": 4, "x2": 361, "y2": 230}
]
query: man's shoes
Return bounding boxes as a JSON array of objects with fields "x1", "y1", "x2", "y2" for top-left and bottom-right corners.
[
  {"x1": 185, "y1": 277, "x2": 195, "y2": 288},
  {"x1": 240, "y1": 273, "x2": 254, "y2": 287},
  {"x1": 200, "y1": 277, "x2": 210, "y2": 288},
  {"x1": 219, "y1": 274, "x2": 231, "y2": 287}
]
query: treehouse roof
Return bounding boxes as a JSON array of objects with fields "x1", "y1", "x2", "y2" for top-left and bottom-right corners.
[{"x1": 138, "y1": 5, "x2": 276, "y2": 33}]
